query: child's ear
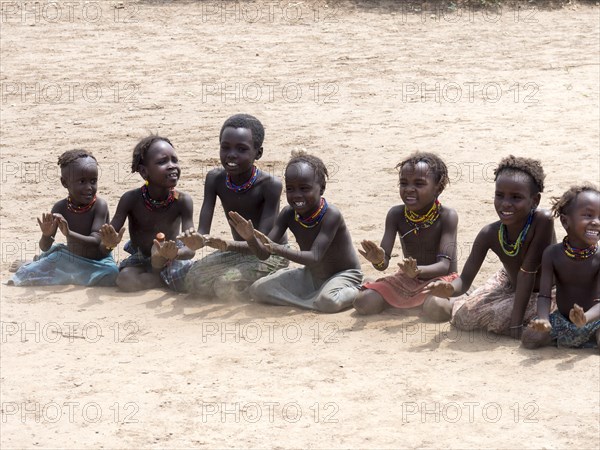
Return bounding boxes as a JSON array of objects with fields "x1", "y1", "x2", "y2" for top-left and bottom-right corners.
[
  {"x1": 559, "y1": 213, "x2": 569, "y2": 231},
  {"x1": 60, "y1": 177, "x2": 68, "y2": 188},
  {"x1": 138, "y1": 165, "x2": 147, "y2": 180},
  {"x1": 532, "y1": 192, "x2": 541, "y2": 208},
  {"x1": 255, "y1": 146, "x2": 263, "y2": 161},
  {"x1": 319, "y1": 185, "x2": 325, "y2": 196}
]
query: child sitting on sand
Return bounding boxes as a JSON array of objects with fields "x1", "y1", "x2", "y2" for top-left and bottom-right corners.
[
  {"x1": 426, "y1": 155, "x2": 555, "y2": 339},
  {"x1": 352, "y1": 152, "x2": 459, "y2": 318},
  {"x1": 9, "y1": 150, "x2": 118, "y2": 286},
  {"x1": 522, "y1": 183, "x2": 600, "y2": 348},
  {"x1": 156, "y1": 114, "x2": 288, "y2": 297},
  {"x1": 195, "y1": 151, "x2": 363, "y2": 313},
  {"x1": 99, "y1": 135, "x2": 195, "y2": 292}
]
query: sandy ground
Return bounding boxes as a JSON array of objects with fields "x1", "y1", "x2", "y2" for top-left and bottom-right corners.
[{"x1": 1, "y1": 1, "x2": 599, "y2": 448}]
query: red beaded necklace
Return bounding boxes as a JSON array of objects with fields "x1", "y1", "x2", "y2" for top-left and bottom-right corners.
[
  {"x1": 141, "y1": 184, "x2": 178, "y2": 211},
  {"x1": 67, "y1": 195, "x2": 96, "y2": 214}
]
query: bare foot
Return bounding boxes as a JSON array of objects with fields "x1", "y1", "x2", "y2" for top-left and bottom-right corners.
[
  {"x1": 9, "y1": 259, "x2": 28, "y2": 272},
  {"x1": 422, "y1": 295, "x2": 453, "y2": 322}
]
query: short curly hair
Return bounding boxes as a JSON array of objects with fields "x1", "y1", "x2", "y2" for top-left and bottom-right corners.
[
  {"x1": 219, "y1": 114, "x2": 265, "y2": 150},
  {"x1": 286, "y1": 150, "x2": 329, "y2": 191},
  {"x1": 57, "y1": 149, "x2": 96, "y2": 169},
  {"x1": 551, "y1": 183, "x2": 600, "y2": 217},
  {"x1": 396, "y1": 151, "x2": 450, "y2": 192},
  {"x1": 494, "y1": 155, "x2": 545, "y2": 194},
  {"x1": 131, "y1": 135, "x2": 173, "y2": 173}
]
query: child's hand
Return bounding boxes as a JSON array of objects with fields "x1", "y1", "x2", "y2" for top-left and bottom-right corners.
[
  {"x1": 151, "y1": 239, "x2": 178, "y2": 268},
  {"x1": 528, "y1": 318, "x2": 552, "y2": 333},
  {"x1": 99, "y1": 224, "x2": 125, "y2": 249},
  {"x1": 205, "y1": 237, "x2": 229, "y2": 252},
  {"x1": 358, "y1": 240, "x2": 385, "y2": 265},
  {"x1": 254, "y1": 230, "x2": 274, "y2": 254},
  {"x1": 569, "y1": 304, "x2": 587, "y2": 327},
  {"x1": 177, "y1": 227, "x2": 206, "y2": 251},
  {"x1": 398, "y1": 257, "x2": 421, "y2": 279},
  {"x1": 53, "y1": 213, "x2": 70, "y2": 237},
  {"x1": 423, "y1": 280, "x2": 454, "y2": 298},
  {"x1": 37, "y1": 213, "x2": 58, "y2": 236},
  {"x1": 228, "y1": 211, "x2": 256, "y2": 241}
]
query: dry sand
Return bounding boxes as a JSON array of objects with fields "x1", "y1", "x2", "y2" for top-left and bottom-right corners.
[{"x1": 1, "y1": 1, "x2": 599, "y2": 448}]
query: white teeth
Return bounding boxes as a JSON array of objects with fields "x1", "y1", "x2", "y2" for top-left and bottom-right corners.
[
  {"x1": 502, "y1": 211, "x2": 514, "y2": 215},
  {"x1": 294, "y1": 202, "x2": 305, "y2": 207},
  {"x1": 585, "y1": 230, "x2": 599, "y2": 236},
  {"x1": 227, "y1": 163, "x2": 237, "y2": 167}
]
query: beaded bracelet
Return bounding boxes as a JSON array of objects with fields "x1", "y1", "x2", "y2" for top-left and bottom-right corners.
[
  {"x1": 437, "y1": 254, "x2": 452, "y2": 261},
  {"x1": 373, "y1": 259, "x2": 386, "y2": 270}
]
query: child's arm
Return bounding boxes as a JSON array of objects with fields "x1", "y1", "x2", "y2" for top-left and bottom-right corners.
[
  {"x1": 37, "y1": 211, "x2": 59, "y2": 251},
  {"x1": 510, "y1": 212, "x2": 554, "y2": 336},
  {"x1": 197, "y1": 170, "x2": 218, "y2": 236},
  {"x1": 99, "y1": 192, "x2": 131, "y2": 250},
  {"x1": 426, "y1": 226, "x2": 491, "y2": 297},
  {"x1": 358, "y1": 207, "x2": 400, "y2": 271},
  {"x1": 413, "y1": 208, "x2": 458, "y2": 279},
  {"x1": 268, "y1": 208, "x2": 341, "y2": 266},
  {"x1": 528, "y1": 246, "x2": 554, "y2": 333},
  {"x1": 255, "y1": 176, "x2": 282, "y2": 235},
  {"x1": 174, "y1": 193, "x2": 195, "y2": 260},
  {"x1": 54, "y1": 199, "x2": 110, "y2": 247}
]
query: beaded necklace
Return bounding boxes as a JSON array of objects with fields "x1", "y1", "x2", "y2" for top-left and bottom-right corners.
[
  {"x1": 226, "y1": 166, "x2": 260, "y2": 193},
  {"x1": 498, "y1": 209, "x2": 534, "y2": 257},
  {"x1": 67, "y1": 195, "x2": 96, "y2": 214},
  {"x1": 141, "y1": 184, "x2": 177, "y2": 211},
  {"x1": 403, "y1": 200, "x2": 441, "y2": 236},
  {"x1": 562, "y1": 236, "x2": 598, "y2": 260},
  {"x1": 295, "y1": 198, "x2": 328, "y2": 229}
]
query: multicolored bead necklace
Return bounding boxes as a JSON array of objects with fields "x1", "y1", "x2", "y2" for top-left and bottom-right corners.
[
  {"x1": 141, "y1": 184, "x2": 177, "y2": 211},
  {"x1": 295, "y1": 198, "x2": 328, "y2": 229},
  {"x1": 498, "y1": 209, "x2": 534, "y2": 257},
  {"x1": 67, "y1": 195, "x2": 96, "y2": 214},
  {"x1": 403, "y1": 200, "x2": 441, "y2": 235},
  {"x1": 226, "y1": 166, "x2": 260, "y2": 193},
  {"x1": 562, "y1": 236, "x2": 598, "y2": 260}
]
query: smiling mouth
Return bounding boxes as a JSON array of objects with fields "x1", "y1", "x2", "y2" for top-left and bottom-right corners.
[
  {"x1": 500, "y1": 211, "x2": 514, "y2": 216},
  {"x1": 585, "y1": 229, "x2": 600, "y2": 239},
  {"x1": 168, "y1": 173, "x2": 178, "y2": 179},
  {"x1": 293, "y1": 201, "x2": 305, "y2": 208},
  {"x1": 226, "y1": 162, "x2": 238, "y2": 168}
]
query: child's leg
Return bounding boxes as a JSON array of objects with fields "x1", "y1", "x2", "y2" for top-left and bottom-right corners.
[
  {"x1": 353, "y1": 289, "x2": 387, "y2": 315},
  {"x1": 117, "y1": 267, "x2": 164, "y2": 292},
  {"x1": 422, "y1": 295, "x2": 454, "y2": 322},
  {"x1": 521, "y1": 326, "x2": 552, "y2": 349},
  {"x1": 249, "y1": 268, "x2": 311, "y2": 307},
  {"x1": 313, "y1": 269, "x2": 363, "y2": 313}
]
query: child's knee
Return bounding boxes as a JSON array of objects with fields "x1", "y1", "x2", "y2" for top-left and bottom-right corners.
[
  {"x1": 422, "y1": 296, "x2": 452, "y2": 322},
  {"x1": 521, "y1": 327, "x2": 550, "y2": 349},
  {"x1": 315, "y1": 294, "x2": 345, "y2": 313},
  {"x1": 353, "y1": 293, "x2": 372, "y2": 315}
]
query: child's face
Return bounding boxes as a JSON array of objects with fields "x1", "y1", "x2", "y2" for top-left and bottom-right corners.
[
  {"x1": 60, "y1": 156, "x2": 98, "y2": 206},
  {"x1": 285, "y1": 162, "x2": 323, "y2": 216},
  {"x1": 139, "y1": 140, "x2": 180, "y2": 188},
  {"x1": 220, "y1": 127, "x2": 262, "y2": 176},
  {"x1": 399, "y1": 162, "x2": 440, "y2": 213},
  {"x1": 494, "y1": 171, "x2": 540, "y2": 227},
  {"x1": 561, "y1": 191, "x2": 600, "y2": 247}
]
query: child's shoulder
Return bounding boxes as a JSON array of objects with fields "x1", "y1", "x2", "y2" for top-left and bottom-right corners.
[
  {"x1": 440, "y1": 204, "x2": 458, "y2": 221},
  {"x1": 533, "y1": 208, "x2": 553, "y2": 224},
  {"x1": 206, "y1": 167, "x2": 226, "y2": 182},
  {"x1": 258, "y1": 170, "x2": 282, "y2": 189}
]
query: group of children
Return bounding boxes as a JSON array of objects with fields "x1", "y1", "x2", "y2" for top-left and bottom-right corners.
[{"x1": 8, "y1": 114, "x2": 600, "y2": 349}]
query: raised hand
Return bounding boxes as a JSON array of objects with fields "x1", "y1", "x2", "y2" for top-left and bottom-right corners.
[
  {"x1": 358, "y1": 240, "x2": 385, "y2": 265},
  {"x1": 228, "y1": 211, "x2": 256, "y2": 241},
  {"x1": 398, "y1": 257, "x2": 421, "y2": 279},
  {"x1": 569, "y1": 304, "x2": 586, "y2": 328},
  {"x1": 53, "y1": 213, "x2": 70, "y2": 237},
  {"x1": 99, "y1": 224, "x2": 125, "y2": 249},
  {"x1": 37, "y1": 212, "x2": 58, "y2": 237},
  {"x1": 253, "y1": 230, "x2": 274, "y2": 253},
  {"x1": 205, "y1": 237, "x2": 229, "y2": 252},
  {"x1": 151, "y1": 239, "x2": 178, "y2": 268},
  {"x1": 528, "y1": 318, "x2": 552, "y2": 333},
  {"x1": 423, "y1": 280, "x2": 454, "y2": 298},
  {"x1": 177, "y1": 227, "x2": 206, "y2": 251}
]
